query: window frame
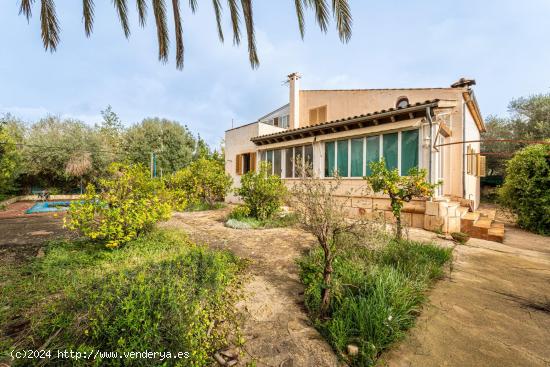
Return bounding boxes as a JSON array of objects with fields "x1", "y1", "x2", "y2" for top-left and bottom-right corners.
[{"x1": 322, "y1": 128, "x2": 421, "y2": 178}]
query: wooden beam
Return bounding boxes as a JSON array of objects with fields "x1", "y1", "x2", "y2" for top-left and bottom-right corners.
[
  {"x1": 390, "y1": 116, "x2": 396, "y2": 122},
  {"x1": 409, "y1": 112, "x2": 415, "y2": 119}
]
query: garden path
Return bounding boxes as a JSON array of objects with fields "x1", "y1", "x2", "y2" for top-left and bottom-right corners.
[
  {"x1": 381, "y1": 226, "x2": 550, "y2": 367},
  {"x1": 163, "y1": 208, "x2": 340, "y2": 367}
]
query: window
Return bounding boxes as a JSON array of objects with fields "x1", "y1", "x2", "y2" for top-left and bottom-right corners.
[
  {"x1": 235, "y1": 152, "x2": 256, "y2": 175},
  {"x1": 285, "y1": 147, "x2": 294, "y2": 178},
  {"x1": 309, "y1": 105, "x2": 328, "y2": 124},
  {"x1": 401, "y1": 129, "x2": 419, "y2": 175},
  {"x1": 261, "y1": 145, "x2": 312, "y2": 177},
  {"x1": 273, "y1": 149, "x2": 282, "y2": 177},
  {"x1": 383, "y1": 133, "x2": 398, "y2": 170},
  {"x1": 273, "y1": 117, "x2": 280, "y2": 127},
  {"x1": 351, "y1": 138, "x2": 364, "y2": 177},
  {"x1": 325, "y1": 141, "x2": 335, "y2": 177},
  {"x1": 396, "y1": 97, "x2": 409, "y2": 109},
  {"x1": 336, "y1": 140, "x2": 348, "y2": 177},
  {"x1": 365, "y1": 135, "x2": 380, "y2": 176},
  {"x1": 323, "y1": 129, "x2": 419, "y2": 178},
  {"x1": 280, "y1": 115, "x2": 289, "y2": 128},
  {"x1": 304, "y1": 145, "x2": 313, "y2": 169}
]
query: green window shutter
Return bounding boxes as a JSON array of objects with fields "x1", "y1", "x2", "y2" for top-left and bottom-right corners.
[
  {"x1": 337, "y1": 139, "x2": 349, "y2": 177},
  {"x1": 366, "y1": 135, "x2": 380, "y2": 176},
  {"x1": 325, "y1": 141, "x2": 335, "y2": 177},
  {"x1": 383, "y1": 133, "x2": 398, "y2": 170},
  {"x1": 351, "y1": 138, "x2": 364, "y2": 177},
  {"x1": 401, "y1": 129, "x2": 419, "y2": 175}
]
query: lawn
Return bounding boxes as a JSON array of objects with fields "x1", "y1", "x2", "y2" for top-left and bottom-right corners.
[
  {"x1": 0, "y1": 229, "x2": 246, "y2": 366},
  {"x1": 298, "y1": 237, "x2": 452, "y2": 366}
]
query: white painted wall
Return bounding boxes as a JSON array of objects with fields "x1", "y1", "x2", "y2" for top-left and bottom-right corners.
[
  {"x1": 463, "y1": 101, "x2": 481, "y2": 209},
  {"x1": 224, "y1": 122, "x2": 286, "y2": 203}
]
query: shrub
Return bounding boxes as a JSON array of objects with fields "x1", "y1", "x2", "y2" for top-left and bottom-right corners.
[
  {"x1": 290, "y1": 163, "x2": 365, "y2": 317},
  {"x1": 167, "y1": 157, "x2": 232, "y2": 210},
  {"x1": 235, "y1": 162, "x2": 286, "y2": 220},
  {"x1": 451, "y1": 232, "x2": 470, "y2": 244},
  {"x1": 229, "y1": 205, "x2": 251, "y2": 220},
  {"x1": 65, "y1": 163, "x2": 172, "y2": 248},
  {"x1": 298, "y1": 239, "x2": 452, "y2": 366},
  {"x1": 499, "y1": 144, "x2": 550, "y2": 235},
  {"x1": 365, "y1": 159, "x2": 439, "y2": 240},
  {"x1": 3, "y1": 230, "x2": 245, "y2": 366}
]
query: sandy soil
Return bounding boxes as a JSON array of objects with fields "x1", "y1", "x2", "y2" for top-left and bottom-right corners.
[
  {"x1": 165, "y1": 209, "x2": 550, "y2": 367},
  {"x1": 3, "y1": 204, "x2": 549, "y2": 367},
  {"x1": 163, "y1": 209, "x2": 339, "y2": 367},
  {"x1": 380, "y1": 226, "x2": 550, "y2": 367}
]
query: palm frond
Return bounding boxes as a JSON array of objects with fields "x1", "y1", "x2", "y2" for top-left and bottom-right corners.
[
  {"x1": 305, "y1": 0, "x2": 329, "y2": 33},
  {"x1": 19, "y1": 0, "x2": 35, "y2": 20},
  {"x1": 188, "y1": 0, "x2": 197, "y2": 12},
  {"x1": 212, "y1": 0, "x2": 224, "y2": 43},
  {"x1": 240, "y1": 0, "x2": 258, "y2": 68},
  {"x1": 136, "y1": 0, "x2": 147, "y2": 27},
  {"x1": 40, "y1": 0, "x2": 60, "y2": 52},
  {"x1": 83, "y1": 0, "x2": 95, "y2": 37},
  {"x1": 332, "y1": 0, "x2": 351, "y2": 42},
  {"x1": 227, "y1": 0, "x2": 241, "y2": 45},
  {"x1": 112, "y1": 0, "x2": 130, "y2": 38},
  {"x1": 153, "y1": 0, "x2": 169, "y2": 63},
  {"x1": 294, "y1": 0, "x2": 305, "y2": 39},
  {"x1": 172, "y1": 0, "x2": 184, "y2": 69}
]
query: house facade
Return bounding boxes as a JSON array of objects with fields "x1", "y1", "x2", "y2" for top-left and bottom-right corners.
[{"x1": 225, "y1": 74, "x2": 502, "y2": 241}]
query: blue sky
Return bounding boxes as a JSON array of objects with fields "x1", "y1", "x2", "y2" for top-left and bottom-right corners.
[{"x1": 1, "y1": 1, "x2": 550, "y2": 147}]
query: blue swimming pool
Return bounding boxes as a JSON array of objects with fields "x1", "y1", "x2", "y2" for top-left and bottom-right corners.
[{"x1": 26, "y1": 201, "x2": 72, "y2": 214}]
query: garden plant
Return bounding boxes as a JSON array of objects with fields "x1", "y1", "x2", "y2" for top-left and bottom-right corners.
[{"x1": 365, "y1": 159, "x2": 439, "y2": 240}]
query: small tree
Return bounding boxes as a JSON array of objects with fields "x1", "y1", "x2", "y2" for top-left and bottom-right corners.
[
  {"x1": 499, "y1": 143, "x2": 550, "y2": 235},
  {"x1": 290, "y1": 163, "x2": 361, "y2": 317},
  {"x1": 167, "y1": 157, "x2": 232, "y2": 209},
  {"x1": 366, "y1": 160, "x2": 438, "y2": 240},
  {"x1": 65, "y1": 163, "x2": 172, "y2": 248},
  {"x1": 236, "y1": 162, "x2": 286, "y2": 220}
]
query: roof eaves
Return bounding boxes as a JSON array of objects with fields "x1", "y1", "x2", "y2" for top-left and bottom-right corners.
[{"x1": 251, "y1": 99, "x2": 439, "y2": 143}]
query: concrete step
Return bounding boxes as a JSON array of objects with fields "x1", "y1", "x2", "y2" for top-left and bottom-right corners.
[
  {"x1": 474, "y1": 217, "x2": 493, "y2": 229},
  {"x1": 462, "y1": 212, "x2": 481, "y2": 222},
  {"x1": 487, "y1": 222, "x2": 505, "y2": 243},
  {"x1": 456, "y1": 206, "x2": 469, "y2": 218}
]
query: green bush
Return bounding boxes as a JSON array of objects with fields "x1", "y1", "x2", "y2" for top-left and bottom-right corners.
[
  {"x1": 65, "y1": 163, "x2": 172, "y2": 248},
  {"x1": 235, "y1": 162, "x2": 286, "y2": 220},
  {"x1": 499, "y1": 144, "x2": 550, "y2": 235},
  {"x1": 228, "y1": 205, "x2": 251, "y2": 220},
  {"x1": 167, "y1": 157, "x2": 232, "y2": 210},
  {"x1": 2, "y1": 230, "x2": 245, "y2": 366},
  {"x1": 298, "y1": 239, "x2": 452, "y2": 366}
]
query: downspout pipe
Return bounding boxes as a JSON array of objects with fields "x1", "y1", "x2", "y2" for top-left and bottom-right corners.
[
  {"x1": 426, "y1": 107, "x2": 433, "y2": 184},
  {"x1": 462, "y1": 100, "x2": 466, "y2": 198}
]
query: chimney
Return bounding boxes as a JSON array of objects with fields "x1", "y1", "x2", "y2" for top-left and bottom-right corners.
[
  {"x1": 451, "y1": 77, "x2": 476, "y2": 88},
  {"x1": 288, "y1": 72, "x2": 301, "y2": 129}
]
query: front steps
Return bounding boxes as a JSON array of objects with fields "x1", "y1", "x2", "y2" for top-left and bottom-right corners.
[{"x1": 425, "y1": 199, "x2": 505, "y2": 243}]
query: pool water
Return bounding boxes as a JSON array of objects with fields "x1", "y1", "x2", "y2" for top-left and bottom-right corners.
[{"x1": 26, "y1": 201, "x2": 72, "y2": 214}]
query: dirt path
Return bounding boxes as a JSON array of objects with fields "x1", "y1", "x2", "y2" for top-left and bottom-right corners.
[
  {"x1": 163, "y1": 209, "x2": 339, "y2": 367},
  {"x1": 382, "y1": 226, "x2": 550, "y2": 367}
]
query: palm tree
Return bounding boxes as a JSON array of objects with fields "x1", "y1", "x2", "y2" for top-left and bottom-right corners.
[{"x1": 18, "y1": 0, "x2": 352, "y2": 70}]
